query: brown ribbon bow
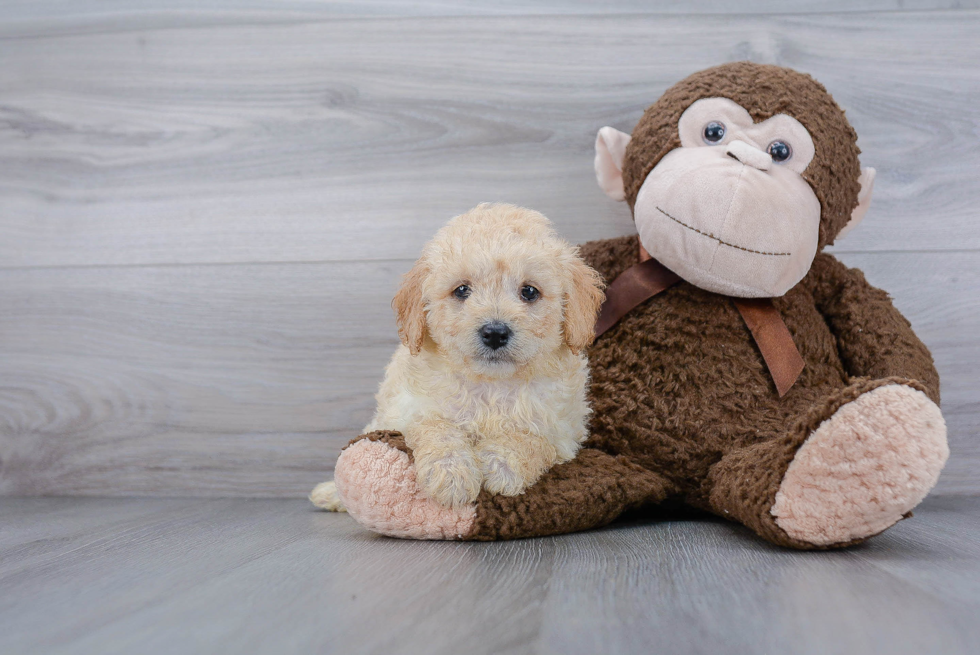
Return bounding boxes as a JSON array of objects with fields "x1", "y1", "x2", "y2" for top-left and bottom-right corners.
[{"x1": 593, "y1": 255, "x2": 805, "y2": 397}]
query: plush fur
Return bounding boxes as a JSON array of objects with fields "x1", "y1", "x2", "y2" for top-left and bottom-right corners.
[
  {"x1": 334, "y1": 433, "x2": 477, "y2": 539},
  {"x1": 326, "y1": 64, "x2": 948, "y2": 549},
  {"x1": 311, "y1": 203, "x2": 604, "y2": 510},
  {"x1": 621, "y1": 62, "x2": 861, "y2": 250},
  {"x1": 771, "y1": 384, "x2": 948, "y2": 545}
]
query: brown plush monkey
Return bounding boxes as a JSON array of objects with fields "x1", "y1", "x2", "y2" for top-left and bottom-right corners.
[{"x1": 329, "y1": 63, "x2": 948, "y2": 549}]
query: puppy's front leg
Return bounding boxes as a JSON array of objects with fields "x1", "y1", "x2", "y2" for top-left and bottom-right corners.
[
  {"x1": 479, "y1": 433, "x2": 557, "y2": 497},
  {"x1": 407, "y1": 419, "x2": 482, "y2": 508}
]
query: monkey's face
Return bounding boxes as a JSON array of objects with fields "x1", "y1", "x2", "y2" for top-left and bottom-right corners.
[
  {"x1": 634, "y1": 98, "x2": 821, "y2": 298},
  {"x1": 595, "y1": 63, "x2": 875, "y2": 298}
]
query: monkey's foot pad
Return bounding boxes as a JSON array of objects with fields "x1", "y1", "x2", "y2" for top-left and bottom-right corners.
[
  {"x1": 334, "y1": 438, "x2": 476, "y2": 539},
  {"x1": 772, "y1": 384, "x2": 948, "y2": 546}
]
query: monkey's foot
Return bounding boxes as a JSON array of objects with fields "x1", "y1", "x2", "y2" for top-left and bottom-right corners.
[
  {"x1": 333, "y1": 434, "x2": 476, "y2": 540},
  {"x1": 772, "y1": 384, "x2": 948, "y2": 546}
]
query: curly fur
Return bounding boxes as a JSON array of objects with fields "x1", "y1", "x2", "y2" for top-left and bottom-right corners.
[
  {"x1": 325, "y1": 65, "x2": 947, "y2": 550},
  {"x1": 312, "y1": 203, "x2": 604, "y2": 510},
  {"x1": 622, "y1": 62, "x2": 862, "y2": 250}
]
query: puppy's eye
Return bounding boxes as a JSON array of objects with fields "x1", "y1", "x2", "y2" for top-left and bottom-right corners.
[
  {"x1": 520, "y1": 285, "x2": 540, "y2": 302},
  {"x1": 703, "y1": 121, "x2": 726, "y2": 144},
  {"x1": 452, "y1": 285, "x2": 471, "y2": 300}
]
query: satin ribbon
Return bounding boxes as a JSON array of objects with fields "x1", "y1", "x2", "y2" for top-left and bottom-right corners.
[{"x1": 593, "y1": 254, "x2": 804, "y2": 397}]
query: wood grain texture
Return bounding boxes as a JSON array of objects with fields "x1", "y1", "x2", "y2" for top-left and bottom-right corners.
[
  {"x1": 0, "y1": 260, "x2": 402, "y2": 496},
  {"x1": 0, "y1": 252, "x2": 976, "y2": 497},
  {"x1": 1, "y1": 496, "x2": 978, "y2": 654},
  {"x1": 0, "y1": 3, "x2": 977, "y2": 498},
  {"x1": 4, "y1": 0, "x2": 979, "y2": 29},
  {"x1": 1, "y1": 11, "x2": 979, "y2": 268}
]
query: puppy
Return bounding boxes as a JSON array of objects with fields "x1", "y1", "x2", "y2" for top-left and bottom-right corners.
[{"x1": 311, "y1": 203, "x2": 604, "y2": 510}]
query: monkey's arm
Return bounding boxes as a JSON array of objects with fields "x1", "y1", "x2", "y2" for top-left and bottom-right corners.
[
  {"x1": 804, "y1": 253, "x2": 940, "y2": 404},
  {"x1": 333, "y1": 432, "x2": 674, "y2": 540},
  {"x1": 466, "y1": 448, "x2": 674, "y2": 540}
]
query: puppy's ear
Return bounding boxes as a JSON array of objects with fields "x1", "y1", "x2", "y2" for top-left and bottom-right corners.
[
  {"x1": 392, "y1": 259, "x2": 429, "y2": 356},
  {"x1": 562, "y1": 252, "x2": 605, "y2": 354}
]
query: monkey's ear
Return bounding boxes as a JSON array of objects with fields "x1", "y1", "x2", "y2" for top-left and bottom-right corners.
[
  {"x1": 595, "y1": 127, "x2": 632, "y2": 201},
  {"x1": 562, "y1": 253, "x2": 606, "y2": 354},
  {"x1": 837, "y1": 167, "x2": 876, "y2": 240},
  {"x1": 391, "y1": 260, "x2": 429, "y2": 356}
]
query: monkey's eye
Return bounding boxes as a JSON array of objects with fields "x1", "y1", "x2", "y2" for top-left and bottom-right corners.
[
  {"x1": 767, "y1": 141, "x2": 792, "y2": 163},
  {"x1": 520, "y1": 285, "x2": 540, "y2": 302},
  {"x1": 702, "y1": 121, "x2": 726, "y2": 144},
  {"x1": 453, "y1": 285, "x2": 471, "y2": 300}
]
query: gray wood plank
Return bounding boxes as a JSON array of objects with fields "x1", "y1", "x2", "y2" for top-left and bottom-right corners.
[
  {"x1": 1, "y1": 11, "x2": 978, "y2": 268},
  {"x1": 0, "y1": 496, "x2": 977, "y2": 654},
  {"x1": 0, "y1": 252, "x2": 976, "y2": 497},
  {"x1": 0, "y1": 260, "x2": 403, "y2": 496},
  {"x1": 3, "y1": 0, "x2": 978, "y2": 32}
]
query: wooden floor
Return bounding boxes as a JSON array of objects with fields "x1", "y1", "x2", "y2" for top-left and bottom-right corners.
[{"x1": 0, "y1": 495, "x2": 977, "y2": 655}]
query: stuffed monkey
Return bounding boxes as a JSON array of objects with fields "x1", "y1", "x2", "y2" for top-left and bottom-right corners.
[{"x1": 328, "y1": 63, "x2": 948, "y2": 549}]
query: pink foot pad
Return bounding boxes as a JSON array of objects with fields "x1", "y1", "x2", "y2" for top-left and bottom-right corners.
[
  {"x1": 333, "y1": 439, "x2": 476, "y2": 540},
  {"x1": 772, "y1": 384, "x2": 948, "y2": 546}
]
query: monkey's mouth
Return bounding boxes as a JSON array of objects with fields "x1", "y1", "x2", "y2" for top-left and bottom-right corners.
[{"x1": 656, "y1": 207, "x2": 791, "y2": 258}]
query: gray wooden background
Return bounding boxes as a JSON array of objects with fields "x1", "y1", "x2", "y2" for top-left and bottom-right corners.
[{"x1": 1, "y1": 0, "x2": 978, "y2": 498}]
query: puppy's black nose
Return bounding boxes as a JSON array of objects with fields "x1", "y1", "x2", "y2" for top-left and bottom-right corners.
[{"x1": 480, "y1": 321, "x2": 512, "y2": 350}]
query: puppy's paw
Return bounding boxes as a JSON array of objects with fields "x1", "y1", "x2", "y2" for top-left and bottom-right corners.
[
  {"x1": 416, "y1": 451, "x2": 483, "y2": 508},
  {"x1": 310, "y1": 480, "x2": 346, "y2": 512},
  {"x1": 479, "y1": 447, "x2": 531, "y2": 497}
]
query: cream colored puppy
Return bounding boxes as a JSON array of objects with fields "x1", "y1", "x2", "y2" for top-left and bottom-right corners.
[{"x1": 311, "y1": 203, "x2": 604, "y2": 510}]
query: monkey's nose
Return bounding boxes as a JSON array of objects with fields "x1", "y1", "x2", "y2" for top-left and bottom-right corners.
[
  {"x1": 480, "y1": 321, "x2": 512, "y2": 350},
  {"x1": 726, "y1": 140, "x2": 772, "y2": 171}
]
